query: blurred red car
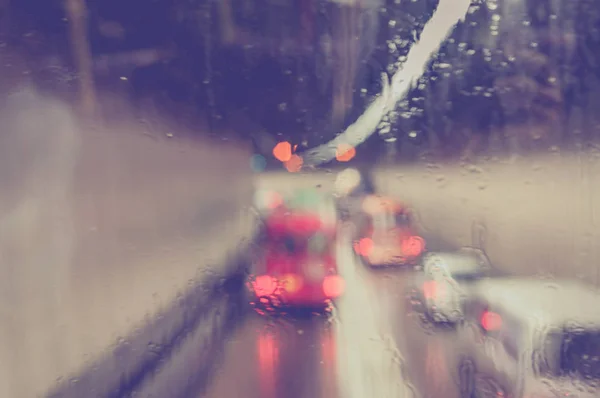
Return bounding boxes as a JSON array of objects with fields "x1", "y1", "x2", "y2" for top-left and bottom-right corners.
[
  {"x1": 249, "y1": 195, "x2": 344, "y2": 309},
  {"x1": 353, "y1": 195, "x2": 425, "y2": 267}
]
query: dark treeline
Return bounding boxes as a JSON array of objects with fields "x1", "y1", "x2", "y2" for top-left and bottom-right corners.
[{"x1": 1, "y1": 0, "x2": 600, "y2": 161}]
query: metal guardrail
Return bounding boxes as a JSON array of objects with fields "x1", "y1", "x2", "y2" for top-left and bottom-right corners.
[{"x1": 46, "y1": 246, "x2": 252, "y2": 398}]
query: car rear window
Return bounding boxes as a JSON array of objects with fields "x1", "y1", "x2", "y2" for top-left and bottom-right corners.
[
  {"x1": 453, "y1": 268, "x2": 506, "y2": 282},
  {"x1": 272, "y1": 233, "x2": 331, "y2": 256},
  {"x1": 370, "y1": 211, "x2": 410, "y2": 231}
]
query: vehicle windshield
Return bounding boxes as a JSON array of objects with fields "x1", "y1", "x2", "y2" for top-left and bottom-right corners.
[{"x1": 7, "y1": 0, "x2": 600, "y2": 397}]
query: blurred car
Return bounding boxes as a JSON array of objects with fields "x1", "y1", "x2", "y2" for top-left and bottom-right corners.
[
  {"x1": 447, "y1": 277, "x2": 600, "y2": 398},
  {"x1": 248, "y1": 189, "x2": 344, "y2": 309},
  {"x1": 413, "y1": 247, "x2": 493, "y2": 324},
  {"x1": 334, "y1": 167, "x2": 376, "y2": 221},
  {"x1": 352, "y1": 194, "x2": 425, "y2": 267}
]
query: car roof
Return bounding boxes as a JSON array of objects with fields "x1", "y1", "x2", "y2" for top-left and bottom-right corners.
[{"x1": 470, "y1": 277, "x2": 600, "y2": 327}]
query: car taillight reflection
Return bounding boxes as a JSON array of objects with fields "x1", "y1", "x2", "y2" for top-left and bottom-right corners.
[
  {"x1": 323, "y1": 275, "x2": 345, "y2": 298},
  {"x1": 252, "y1": 275, "x2": 278, "y2": 296},
  {"x1": 320, "y1": 329, "x2": 336, "y2": 364},
  {"x1": 258, "y1": 332, "x2": 278, "y2": 367},
  {"x1": 252, "y1": 273, "x2": 344, "y2": 299},
  {"x1": 257, "y1": 332, "x2": 278, "y2": 397}
]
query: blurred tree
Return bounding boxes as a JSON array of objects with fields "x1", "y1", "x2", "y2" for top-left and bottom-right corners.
[
  {"x1": 0, "y1": 0, "x2": 9, "y2": 39},
  {"x1": 6, "y1": 0, "x2": 596, "y2": 157},
  {"x1": 217, "y1": 0, "x2": 237, "y2": 45},
  {"x1": 64, "y1": 0, "x2": 97, "y2": 118}
]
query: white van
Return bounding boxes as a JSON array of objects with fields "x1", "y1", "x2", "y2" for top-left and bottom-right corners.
[{"x1": 448, "y1": 277, "x2": 600, "y2": 397}]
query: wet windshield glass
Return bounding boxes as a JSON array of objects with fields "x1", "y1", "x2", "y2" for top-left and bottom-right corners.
[{"x1": 6, "y1": 0, "x2": 600, "y2": 397}]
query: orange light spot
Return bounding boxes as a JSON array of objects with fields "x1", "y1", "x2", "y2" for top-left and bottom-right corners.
[
  {"x1": 335, "y1": 144, "x2": 356, "y2": 162},
  {"x1": 284, "y1": 154, "x2": 303, "y2": 173},
  {"x1": 273, "y1": 141, "x2": 292, "y2": 162}
]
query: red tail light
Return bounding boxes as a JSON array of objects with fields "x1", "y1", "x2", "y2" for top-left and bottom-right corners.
[
  {"x1": 401, "y1": 236, "x2": 425, "y2": 257},
  {"x1": 252, "y1": 275, "x2": 278, "y2": 296},
  {"x1": 323, "y1": 275, "x2": 345, "y2": 298},
  {"x1": 480, "y1": 310, "x2": 502, "y2": 331}
]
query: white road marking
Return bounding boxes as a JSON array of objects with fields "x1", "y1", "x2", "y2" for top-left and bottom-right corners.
[{"x1": 332, "y1": 227, "x2": 418, "y2": 398}]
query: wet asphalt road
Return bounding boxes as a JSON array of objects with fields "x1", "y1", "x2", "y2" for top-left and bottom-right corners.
[{"x1": 198, "y1": 228, "x2": 462, "y2": 398}]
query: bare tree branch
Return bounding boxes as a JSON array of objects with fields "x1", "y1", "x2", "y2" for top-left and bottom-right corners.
[{"x1": 64, "y1": 0, "x2": 97, "y2": 118}]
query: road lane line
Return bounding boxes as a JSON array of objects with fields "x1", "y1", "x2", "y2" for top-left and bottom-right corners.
[{"x1": 333, "y1": 228, "x2": 418, "y2": 398}]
